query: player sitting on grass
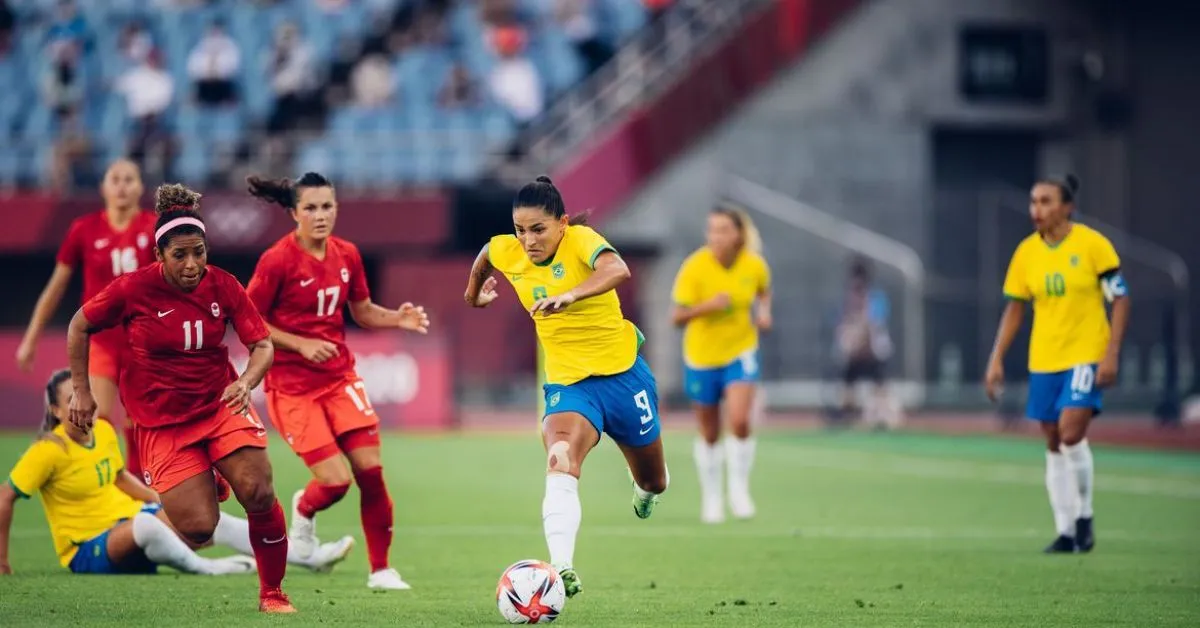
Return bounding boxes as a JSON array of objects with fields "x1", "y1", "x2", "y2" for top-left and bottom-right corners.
[{"x1": 0, "y1": 369, "x2": 354, "y2": 576}]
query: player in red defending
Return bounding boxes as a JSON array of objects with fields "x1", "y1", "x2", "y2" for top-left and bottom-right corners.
[
  {"x1": 17, "y1": 160, "x2": 154, "y2": 481},
  {"x1": 65, "y1": 183, "x2": 295, "y2": 613},
  {"x1": 245, "y1": 172, "x2": 429, "y2": 591}
]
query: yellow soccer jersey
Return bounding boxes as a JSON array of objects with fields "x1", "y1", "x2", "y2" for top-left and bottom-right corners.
[
  {"x1": 489, "y1": 225, "x2": 640, "y2": 385},
  {"x1": 672, "y1": 247, "x2": 771, "y2": 369},
  {"x1": 1002, "y1": 223, "x2": 1121, "y2": 373},
  {"x1": 6, "y1": 420, "x2": 143, "y2": 566}
]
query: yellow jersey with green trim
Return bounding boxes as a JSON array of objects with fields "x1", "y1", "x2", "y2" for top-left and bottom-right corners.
[
  {"x1": 6, "y1": 420, "x2": 142, "y2": 567},
  {"x1": 489, "y1": 225, "x2": 640, "y2": 385},
  {"x1": 1002, "y1": 223, "x2": 1120, "y2": 373},
  {"x1": 672, "y1": 247, "x2": 771, "y2": 369}
]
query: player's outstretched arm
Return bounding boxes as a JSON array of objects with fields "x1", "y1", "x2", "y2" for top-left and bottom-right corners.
[
  {"x1": 530, "y1": 250, "x2": 630, "y2": 316},
  {"x1": 464, "y1": 244, "x2": 499, "y2": 308},
  {"x1": 15, "y1": 263, "x2": 73, "y2": 372},
  {"x1": 348, "y1": 299, "x2": 430, "y2": 334},
  {"x1": 266, "y1": 323, "x2": 339, "y2": 363},
  {"x1": 0, "y1": 482, "x2": 19, "y2": 574},
  {"x1": 985, "y1": 300, "x2": 1026, "y2": 401}
]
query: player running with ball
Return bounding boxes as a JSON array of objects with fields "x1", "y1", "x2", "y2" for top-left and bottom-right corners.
[
  {"x1": 985, "y1": 174, "x2": 1129, "y2": 554},
  {"x1": 464, "y1": 176, "x2": 670, "y2": 598},
  {"x1": 245, "y1": 173, "x2": 428, "y2": 591}
]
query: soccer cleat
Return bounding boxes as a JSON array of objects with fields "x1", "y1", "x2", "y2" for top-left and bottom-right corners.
[
  {"x1": 307, "y1": 535, "x2": 355, "y2": 573},
  {"x1": 558, "y1": 567, "x2": 583, "y2": 598},
  {"x1": 259, "y1": 588, "x2": 297, "y2": 614},
  {"x1": 209, "y1": 555, "x2": 257, "y2": 575},
  {"x1": 289, "y1": 489, "x2": 317, "y2": 559},
  {"x1": 1044, "y1": 535, "x2": 1077, "y2": 554},
  {"x1": 628, "y1": 469, "x2": 660, "y2": 520},
  {"x1": 213, "y1": 471, "x2": 231, "y2": 503},
  {"x1": 1075, "y1": 517, "x2": 1095, "y2": 553},
  {"x1": 368, "y1": 567, "x2": 412, "y2": 590}
]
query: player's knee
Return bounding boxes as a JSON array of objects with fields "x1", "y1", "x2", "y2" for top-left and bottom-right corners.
[
  {"x1": 237, "y1": 478, "x2": 277, "y2": 513},
  {"x1": 174, "y1": 514, "x2": 218, "y2": 546},
  {"x1": 546, "y1": 440, "x2": 574, "y2": 475},
  {"x1": 1060, "y1": 428, "x2": 1085, "y2": 447}
]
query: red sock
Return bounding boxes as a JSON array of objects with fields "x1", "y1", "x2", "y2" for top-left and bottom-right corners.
[
  {"x1": 354, "y1": 466, "x2": 393, "y2": 573},
  {"x1": 298, "y1": 480, "x2": 350, "y2": 519},
  {"x1": 123, "y1": 425, "x2": 142, "y2": 480},
  {"x1": 247, "y1": 500, "x2": 289, "y2": 596}
]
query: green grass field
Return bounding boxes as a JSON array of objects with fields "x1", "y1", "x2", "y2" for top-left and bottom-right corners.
[{"x1": 1, "y1": 429, "x2": 1197, "y2": 627}]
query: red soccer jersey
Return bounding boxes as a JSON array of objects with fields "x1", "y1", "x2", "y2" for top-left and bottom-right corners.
[
  {"x1": 246, "y1": 235, "x2": 371, "y2": 396},
  {"x1": 57, "y1": 211, "x2": 158, "y2": 302},
  {"x1": 82, "y1": 264, "x2": 270, "y2": 428}
]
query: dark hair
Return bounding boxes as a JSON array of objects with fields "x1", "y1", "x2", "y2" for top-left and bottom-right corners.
[
  {"x1": 246, "y1": 172, "x2": 334, "y2": 210},
  {"x1": 39, "y1": 369, "x2": 72, "y2": 444},
  {"x1": 514, "y1": 175, "x2": 589, "y2": 226},
  {"x1": 153, "y1": 183, "x2": 205, "y2": 249},
  {"x1": 1041, "y1": 173, "x2": 1080, "y2": 204},
  {"x1": 850, "y1": 256, "x2": 872, "y2": 281}
]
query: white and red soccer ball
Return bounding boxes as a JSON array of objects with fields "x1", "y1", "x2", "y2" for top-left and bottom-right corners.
[{"x1": 496, "y1": 560, "x2": 566, "y2": 624}]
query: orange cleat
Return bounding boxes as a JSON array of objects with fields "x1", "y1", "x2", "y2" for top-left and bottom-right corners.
[
  {"x1": 259, "y1": 588, "x2": 296, "y2": 614},
  {"x1": 213, "y1": 470, "x2": 231, "y2": 503}
]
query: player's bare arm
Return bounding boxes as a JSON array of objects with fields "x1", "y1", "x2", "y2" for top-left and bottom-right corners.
[
  {"x1": 348, "y1": 299, "x2": 430, "y2": 334},
  {"x1": 756, "y1": 289, "x2": 773, "y2": 330},
  {"x1": 16, "y1": 263, "x2": 74, "y2": 371},
  {"x1": 670, "y1": 293, "x2": 732, "y2": 327},
  {"x1": 115, "y1": 470, "x2": 160, "y2": 504},
  {"x1": 223, "y1": 337, "x2": 274, "y2": 413},
  {"x1": 266, "y1": 323, "x2": 339, "y2": 363},
  {"x1": 0, "y1": 482, "x2": 17, "y2": 574},
  {"x1": 985, "y1": 300, "x2": 1026, "y2": 401},
  {"x1": 531, "y1": 251, "x2": 630, "y2": 316},
  {"x1": 465, "y1": 244, "x2": 499, "y2": 307},
  {"x1": 1098, "y1": 287, "x2": 1130, "y2": 388},
  {"x1": 65, "y1": 308, "x2": 98, "y2": 431}
]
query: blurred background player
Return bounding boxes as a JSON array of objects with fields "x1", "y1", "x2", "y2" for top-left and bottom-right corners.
[
  {"x1": 65, "y1": 183, "x2": 295, "y2": 613},
  {"x1": 245, "y1": 172, "x2": 429, "y2": 591},
  {"x1": 0, "y1": 369, "x2": 353, "y2": 576},
  {"x1": 464, "y1": 176, "x2": 670, "y2": 599},
  {"x1": 985, "y1": 174, "x2": 1130, "y2": 554},
  {"x1": 833, "y1": 258, "x2": 901, "y2": 430},
  {"x1": 670, "y1": 205, "x2": 772, "y2": 524},
  {"x1": 16, "y1": 160, "x2": 154, "y2": 481}
]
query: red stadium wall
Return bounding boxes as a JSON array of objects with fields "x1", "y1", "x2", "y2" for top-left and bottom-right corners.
[{"x1": 552, "y1": 0, "x2": 861, "y2": 223}]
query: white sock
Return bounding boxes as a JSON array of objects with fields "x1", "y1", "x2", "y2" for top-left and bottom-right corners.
[
  {"x1": 213, "y1": 511, "x2": 320, "y2": 567},
  {"x1": 542, "y1": 473, "x2": 581, "y2": 570},
  {"x1": 724, "y1": 436, "x2": 756, "y2": 495},
  {"x1": 693, "y1": 438, "x2": 723, "y2": 502},
  {"x1": 131, "y1": 513, "x2": 224, "y2": 575},
  {"x1": 1045, "y1": 451, "x2": 1080, "y2": 536},
  {"x1": 1061, "y1": 440, "x2": 1094, "y2": 518}
]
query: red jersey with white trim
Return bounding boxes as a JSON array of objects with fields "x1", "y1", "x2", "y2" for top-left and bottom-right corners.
[
  {"x1": 82, "y1": 264, "x2": 270, "y2": 428},
  {"x1": 246, "y1": 235, "x2": 370, "y2": 396},
  {"x1": 57, "y1": 211, "x2": 158, "y2": 302}
]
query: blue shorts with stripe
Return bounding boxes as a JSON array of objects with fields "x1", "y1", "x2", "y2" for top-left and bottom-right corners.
[
  {"x1": 1026, "y1": 363, "x2": 1104, "y2": 422},
  {"x1": 68, "y1": 503, "x2": 162, "y2": 575},
  {"x1": 683, "y1": 349, "x2": 761, "y2": 406},
  {"x1": 543, "y1": 356, "x2": 661, "y2": 448}
]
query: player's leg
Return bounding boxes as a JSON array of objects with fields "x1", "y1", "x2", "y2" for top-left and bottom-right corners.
[
  {"x1": 723, "y1": 381, "x2": 757, "y2": 520},
  {"x1": 602, "y1": 356, "x2": 669, "y2": 520},
  {"x1": 541, "y1": 387, "x2": 602, "y2": 598},
  {"x1": 206, "y1": 508, "x2": 355, "y2": 572},
  {"x1": 1057, "y1": 364, "x2": 1102, "y2": 552},
  {"x1": 343, "y1": 431, "x2": 410, "y2": 590},
  {"x1": 266, "y1": 388, "x2": 352, "y2": 558},
  {"x1": 1029, "y1": 371, "x2": 1079, "y2": 553},
  {"x1": 100, "y1": 506, "x2": 255, "y2": 575},
  {"x1": 685, "y1": 365, "x2": 724, "y2": 523}
]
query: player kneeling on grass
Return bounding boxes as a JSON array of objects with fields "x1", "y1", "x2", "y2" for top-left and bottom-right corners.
[
  {"x1": 464, "y1": 176, "x2": 670, "y2": 599},
  {"x1": 0, "y1": 370, "x2": 355, "y2": 576}
]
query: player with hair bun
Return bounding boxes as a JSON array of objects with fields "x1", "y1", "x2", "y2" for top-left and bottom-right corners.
[
  {"x1": 245, "y1": 172, "x2": 428, "y2": 591},
  {"x1": 65, "y1": 183, "x2": 296, "y2": 613},
  {"x1": 464, "y1": 175, "x2": 670, "y2": 599},
  {"x1": 671, "y1": 204, "x2": 772, "y2": 524},
  {"x1": 986, "y1": 174, "x2": 1130, "y2": 554}
]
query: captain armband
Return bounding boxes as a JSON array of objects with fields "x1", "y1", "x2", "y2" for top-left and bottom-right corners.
[{"x1": 1100, "y1": 270, "x2": 1127, "y2": 303}]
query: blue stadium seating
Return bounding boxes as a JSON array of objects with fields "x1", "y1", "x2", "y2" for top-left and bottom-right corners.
[{"x1": 0, "y1": 0, "x2": 647, "y2": 187}]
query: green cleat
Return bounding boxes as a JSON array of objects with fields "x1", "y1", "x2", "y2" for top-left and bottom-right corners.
[
  {"x1": 628, "y1": 468, "x2": 660, "y2": 520},
  {"x1": 558, "y1": 567, "x2": 584, "y2": 598}
]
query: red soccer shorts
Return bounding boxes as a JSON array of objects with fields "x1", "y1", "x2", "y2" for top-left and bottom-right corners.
[
  {"x1": 88, "y1": 330, "x2": 125, "y2": 380},
  {"x1": 266, "y1": 375, "x2": 380, "y2": 466},
  {"x1": 137, "y1": 404, "x2": 269, "y2": 493}
]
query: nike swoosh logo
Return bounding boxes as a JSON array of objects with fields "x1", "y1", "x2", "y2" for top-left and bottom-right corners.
[
  {"x1": 639, "y1": 425, "x2": 654, "y2": 435},
  {"x1": 157, "y1": 310, "x2": 174, "y2": 318},
  {"x1": 300, "y1": 279, "x2": 315, "y2": 287},
  {"x1": 262, "y1": 535, "x2": 287, "y2": 544}
]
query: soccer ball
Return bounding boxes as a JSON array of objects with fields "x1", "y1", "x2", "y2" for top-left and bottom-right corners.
[{"x1": 496, "y1": 560, "x2": 566, "y2": 624}]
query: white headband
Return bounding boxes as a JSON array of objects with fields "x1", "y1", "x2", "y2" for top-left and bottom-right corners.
[{"x1": 155, "y1": 217, "x2": 206, "y2": 242}]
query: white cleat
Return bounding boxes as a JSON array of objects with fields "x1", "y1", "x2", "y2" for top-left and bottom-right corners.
[
  {"x1": 289, "y1": 489, "x2": 317, "y2": 559},
  {"x1": 307, "y1": 535, "x2": 355, "y2": 573},
  {"x1": 701, "y1": 495, "x2": 726, "y2": 524},
  {"x1": 728, "y1": 487, "x2": 756, "y2": 520},
  {"x1": 368, "y1": 567, "x2": 412, "y2": 590},
  {"x1": 209, "y1": 555, "x2": 257, "y2": 575}
]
